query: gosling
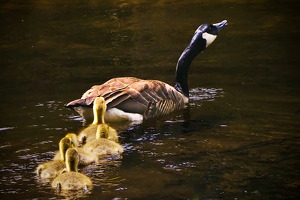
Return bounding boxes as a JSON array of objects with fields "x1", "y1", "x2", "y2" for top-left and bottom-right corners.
[
  {"x1": 52, "y1": 148, "x2": 93, "y2": 191},
  {"x1": 54, "y1": 134, "x2": 99, "y2": 165},
  {"x1": 78, "y1": 97, "x2": 118, "y2": 145},
  {"x1": 36, "y1": 137, "x2": 74, "y2": 179},
  {"x1": 83, "y1": 124, "x2": 123, "y2": 158}
]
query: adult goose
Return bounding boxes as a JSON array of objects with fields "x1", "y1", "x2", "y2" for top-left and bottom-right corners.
[{"x1": 65, "y1": 20, "x2": 227, "y2": 122}]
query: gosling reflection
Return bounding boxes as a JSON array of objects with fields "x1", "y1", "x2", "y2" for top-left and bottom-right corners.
[{"x1": 52, "y1": 148, "x2": 93, "y2": 191}]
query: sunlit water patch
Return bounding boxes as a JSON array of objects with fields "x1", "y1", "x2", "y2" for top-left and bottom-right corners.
[
  {"x1": 0, "y1": 127, "x2": 15, "y2": 131},
  {"x1": 189, "y1": 87, "x2": 225, "y2": 105}
]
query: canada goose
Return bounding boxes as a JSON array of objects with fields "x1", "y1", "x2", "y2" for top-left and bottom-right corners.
[
  {"x1": 65, "y1": 20, "x2": 227, "y2": 122},
  {"x1": 54, "y1": 134, "x2": 99, "y2": 165},
  {"x1": 52, "y1": 148, "x2": 93, "y2": 191},
  {"x1": 83, "y1": 124, "x2": 123, "y2": 158},
  {"x1": 78, "y1": 97, "x2": 118, "y2": 145},
  {"x1": 36, "y1": 137, "x2": 74, "y2": 179}
]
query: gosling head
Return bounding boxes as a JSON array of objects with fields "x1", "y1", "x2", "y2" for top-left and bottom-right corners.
[
  {"x1": 92, "y1": 97, "x2": 107, "y2": 124},
  {"x1": 95, "y1": 124, "x2": 110, "y2": 139},
  {"x1": 78, "y1": 134, "x2": 87, "y2": 146},
  {"x1": 65, "y1": 133, "x2": 78, "y2": 147},
  {"x1": 93, "y1": 97, "x2": 107, "y2": 111},
  {"x1": 65, "y1": 148, "x2": 79, "y2": 172},
  {"x1": 59, "y1": 137, "x2": 75, "y2": 161}
]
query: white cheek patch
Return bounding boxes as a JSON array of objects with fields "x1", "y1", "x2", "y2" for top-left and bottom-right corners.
[{"x1": 202, "y1": 32, "x2": 217, "y2": 47}]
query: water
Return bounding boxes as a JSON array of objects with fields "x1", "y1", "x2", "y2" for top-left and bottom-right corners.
[{"x1": 0, "y1": 0, "x2": 299, "y2": 199}]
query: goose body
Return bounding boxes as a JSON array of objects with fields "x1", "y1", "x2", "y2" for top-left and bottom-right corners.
[
  {"x1": 36, "y1": 137, "x2": 74, "y2": 179},
  {"x1": 65, "y1": 20, "x2": 227, "y2": 122},
  {"x1": 52, "y1": 148, "x2": 93, "y2": 191}
]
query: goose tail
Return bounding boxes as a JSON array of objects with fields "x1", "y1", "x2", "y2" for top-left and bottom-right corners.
[{"x1": 65, "y1": 97, "x2": 95, "y2": 108}]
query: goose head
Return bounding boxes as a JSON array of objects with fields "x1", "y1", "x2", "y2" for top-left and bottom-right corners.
[
  {"x1": 184, "y1": 20, "x2": 228, "y2": 58},
  {"x1": 198, "y1": 20, "x2": 227, "y2": 48},
  {"x1": 175, "y1": 20, "x2": 227, "y2": 97}
]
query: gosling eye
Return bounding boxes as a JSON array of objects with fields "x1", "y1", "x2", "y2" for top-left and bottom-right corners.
[
  {"x1": 82, "y1": 136, "x2": 87, "y2": 145},
  {"x1": 37, "y1": 165, "x2": 44, "y2": 175},
  {"x1": 100, "y1": 131, "x2": 106, "y2": 138}
]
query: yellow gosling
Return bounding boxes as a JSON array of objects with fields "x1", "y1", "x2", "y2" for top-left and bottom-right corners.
[
  {"x1": 96, "y1": 124, "x2": 118, "y2": 142},
  {"x1": 78, "y1": 123, "x2": 118, "y2": 145},
  {"x1": 83, "y1": 124, "x2": 123, "y2": 158},
  {"x1": 36, "y1": 137, "x2": 74, "y2": 179},
  {"x1": 54, "y1": 135, "x2": 99, "y2": 165},
  {"x1": 78, "y1": 97, "x2": 118, "y2": 145},
  {"x1": 65, "y1": 133, "x2": 78, "y2": 147},
  {"x1": 52, "y1": 148, "x2": 93, "y2": 191},
  {"x1": 92, "y1": 96, "x2": 106, "y2": 125},
  {"x1": 53, "y1": 134, "x2": 76, "y2": 160},
  {"x1": 76, "y1": 147, "x2": 99, "y2": 165}
]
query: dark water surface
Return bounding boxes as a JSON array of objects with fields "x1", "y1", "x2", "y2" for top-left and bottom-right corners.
[{"x1": 1, "y1": 0, "x2": 299, "y2": 199}]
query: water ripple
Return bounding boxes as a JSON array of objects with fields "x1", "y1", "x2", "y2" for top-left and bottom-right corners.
[
  {"x1": 189, "y1": 87, "x2": 225, "y2": 105},
  {"x1": 0, "y1": 127, "x2": 15, "y2": 131}
]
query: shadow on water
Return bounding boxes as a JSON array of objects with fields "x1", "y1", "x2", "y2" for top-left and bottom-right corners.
[{"x1": 0, "y1": 0, "x2": 300, "y2": 199}]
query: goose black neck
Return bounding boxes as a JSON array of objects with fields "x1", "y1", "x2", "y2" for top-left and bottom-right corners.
[{"x1": 175, "y1": 43, "x2": 204, "y2": 97}]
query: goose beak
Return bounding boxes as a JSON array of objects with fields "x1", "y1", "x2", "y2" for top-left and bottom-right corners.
[{"x1": 213, "y1": 20, "x2": 228, "y2": 34}]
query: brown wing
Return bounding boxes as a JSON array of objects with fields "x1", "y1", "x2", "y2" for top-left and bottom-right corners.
[{"x1": 65, "y1": 77, "x2": 187, "y2": 119}]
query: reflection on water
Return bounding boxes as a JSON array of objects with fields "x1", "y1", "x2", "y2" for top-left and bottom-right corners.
[
  {"x1": 0, "y1": 0, "x2": 300, "y2": 199},
  {"x1": 189, "y1": 87, "x2": 225, "y2": 102}
]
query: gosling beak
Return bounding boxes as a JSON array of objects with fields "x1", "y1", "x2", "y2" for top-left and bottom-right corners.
[{"x1": 213, "y1": 20, "x2": 228, "y2": 34}]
